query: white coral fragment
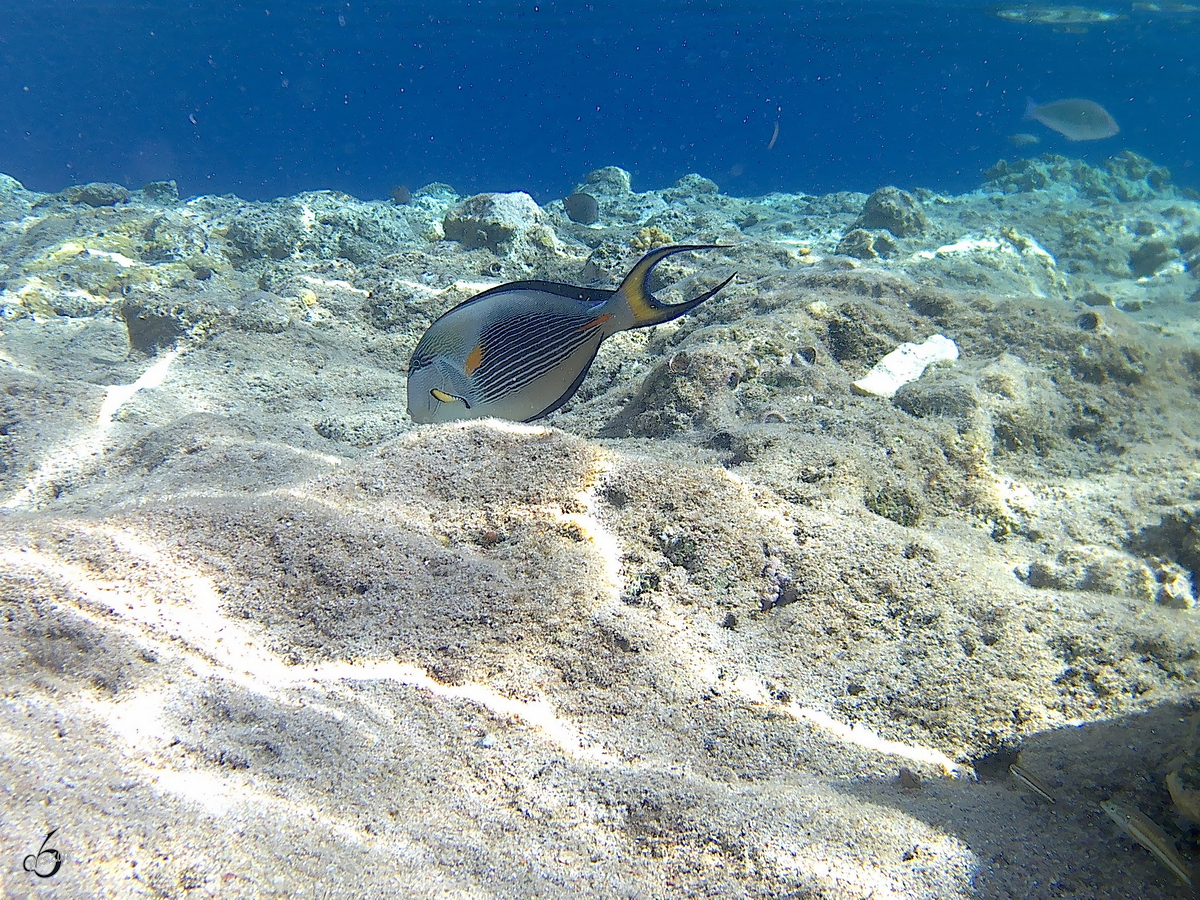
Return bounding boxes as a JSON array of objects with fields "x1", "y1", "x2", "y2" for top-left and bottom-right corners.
[{"x1": 853, "y1": 334, "x2": 960, "y2": 399}]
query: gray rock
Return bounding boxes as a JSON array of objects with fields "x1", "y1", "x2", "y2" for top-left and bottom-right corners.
[
  {"x1": 0, "y1": 173, "x2": 34, "y2": 221},
  {"x1": 836, "y1": 229, "x2": 877, "y2": 260},
  {"x1": 825, "y1": 302, "x2": 903, "y2": 365},
  {"x1": 225, "y1": 191, "x2": 414, "y2": 266},
  {"x1": 893, "y1": 372, "x2": 980, "y2": 420},
  {"x1": 662, "y1": 174, "x2": 720, "y2": 202},
  {"x1": 226, "y1": 206, "x2": 299, "y2": 261},
  {"x1": 443, "y1": 192, "x2": 543, "y2": 252},
  {"x1": 854, "y1": 187, "x2": 929, "y2": 237},
  {"x1": 579, "y1": 242, "x2": 632, "y2": 283},
  {"x1": 1129, "y1": 239, "x2": 1175, "y2": 277},
  {"x1": 1024, "y1": 546, "x2": 1158, "y2": 603},
  {"x1": 982, "y1": 152, "x2": 1174, "y2": 202},
  {"x1": 1078, "y1": 289, "x2": 1115, "y2": 307},
  {"x1": 977, "y1": 354, "x2": 1069, "y2": 455},
  {"x1": 601, "y1": 348, "x2": 740, "y2": 439},
  {"x1": 140, "y1": 181, "x2": 180, "y2": 203},
  {"x1": 837, "y1": 228, "x2": 897, "y2": 260},
  {"x1": 580, "y1": 166, "x2": 633, "y2": 196},
  {"x1": 62, "y1": 182, "x2": 132, "y2": 207},
  {"x1": 313, "y1": 410, "x2": 408, "y2": 447},
  {"x1": 229, "y1": 290, "x2": 292, "y2": 334}
]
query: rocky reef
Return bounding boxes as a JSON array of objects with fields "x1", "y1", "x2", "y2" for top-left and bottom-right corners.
[{"x1": 1, "y1": 154, "x2": 1199, "y2": 899}]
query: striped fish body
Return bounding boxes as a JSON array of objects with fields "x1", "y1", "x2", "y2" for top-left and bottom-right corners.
[
  {"x1": 1100, "y1": 799, "x2": 1194, "y2": 887},
  {"x1": 406, "y1": 245, "x2": 733, "y2": 424}
]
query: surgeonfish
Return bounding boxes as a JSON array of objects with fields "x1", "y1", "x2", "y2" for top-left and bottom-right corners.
[
  {"x1": 994, "y1": 5, "x2": 1124, "y2": 24},
  {"x1": 406, "y1": 245, "x2": 734, "y2": 424}
]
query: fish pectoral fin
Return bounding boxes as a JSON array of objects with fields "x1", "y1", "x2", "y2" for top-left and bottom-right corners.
[{"x1": 431, "y1": 387, "x2": 470, "y2": 408}]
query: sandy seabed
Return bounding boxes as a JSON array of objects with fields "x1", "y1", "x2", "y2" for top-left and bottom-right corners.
[{"x1": 1, "y1": 157, "x2": 1199, "y2": 899}]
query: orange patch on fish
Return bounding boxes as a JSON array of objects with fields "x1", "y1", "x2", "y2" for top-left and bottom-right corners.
[
  {"x1": 580, "y1": 313, "x2": 613, "y2": 332},
  {"x1": 464, "y1": 343, "x2": 485, "y2": 375}
]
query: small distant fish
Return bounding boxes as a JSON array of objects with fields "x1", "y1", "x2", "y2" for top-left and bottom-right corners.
[
  {"x1": 1025, "y1": 97, "x2": 1119, "y2": 141},
  {"x1": 1100, "y1": 799, "x2": 1194, "y2": 887},
  {"x1": 563, "y1": 192, "x2": 600, "y2": 225},
  {"x1": 1134, "y1": 2, "x2": 1200, "y2": 12},
  {"x1": 1007, "y1": 132, "x2": 1041, "y2": 148},
  {"x1": 1009, "y1": 763, "x2": 1056, "y2": 802},
  {"x1": 406, "y1": 245, "x2": 734, "y2": 424},
  {"x1": 994, "y1": 4, "x2": 1124, "y2": 23}
]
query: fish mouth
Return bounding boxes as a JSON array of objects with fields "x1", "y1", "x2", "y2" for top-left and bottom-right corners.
[
  {"x1": 407, "y1": 393, "x2": 436, "y2": 425},
  {"x1": 407, "y1": 357, "x2": 477, "y2": 424}
]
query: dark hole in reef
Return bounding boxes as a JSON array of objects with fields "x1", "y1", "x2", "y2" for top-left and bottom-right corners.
[
  {"x1": 118, "y1": 302, "x2": 183, "y2": 354},
  {"x1": 600, "y1": 486, "x2": 630, "y2": 508},
  {"x1": 1176, "y1": 232, "x2": 1200, "y2": 254},
  {"x1": 969, "y1": 744, "x2": 1020, "y2": 783},
  {"x1": 1077, "y1": 311, "x2": 1101, "y2": 331},
  {"x1": 1183, "y1": 350, "x2": 1200, "y2": 376},
  {"x1": 704, "y1": 431, "x2": 734, "y2": 451},
  {"x1": 1129, "y1": 508, "x2": 1200, "y2": 589}
]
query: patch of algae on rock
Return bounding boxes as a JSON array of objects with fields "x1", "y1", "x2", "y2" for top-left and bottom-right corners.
[{"x1": 630, "y1": 225, "x2": 674, "y2": 251}]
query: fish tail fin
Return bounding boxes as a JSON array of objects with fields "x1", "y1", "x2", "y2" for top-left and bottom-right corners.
[
  {"x1": 1023, "y1": 97, "x2": 1039, "y2": 120},
  {"x1": 615, "y1": 244, "x2": 734, "y2": 327}
]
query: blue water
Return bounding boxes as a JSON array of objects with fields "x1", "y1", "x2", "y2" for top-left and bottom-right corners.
[{"x1": 1, "y1": 1, "x2": 1196, "y2": 202}]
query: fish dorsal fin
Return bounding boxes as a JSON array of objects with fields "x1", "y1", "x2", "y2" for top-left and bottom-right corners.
[{"x1": 455, "y1": 279, "x2": 615, "y2": 312}]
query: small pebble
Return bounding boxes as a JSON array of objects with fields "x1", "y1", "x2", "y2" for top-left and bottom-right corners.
[{"x1": 668, "y1": 350, "x2": 691, "y2": 374}]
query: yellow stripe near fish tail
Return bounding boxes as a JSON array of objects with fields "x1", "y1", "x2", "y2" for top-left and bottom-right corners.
[{"x1": 618, "y1": 244, "x2": 734, "y2": 327}]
